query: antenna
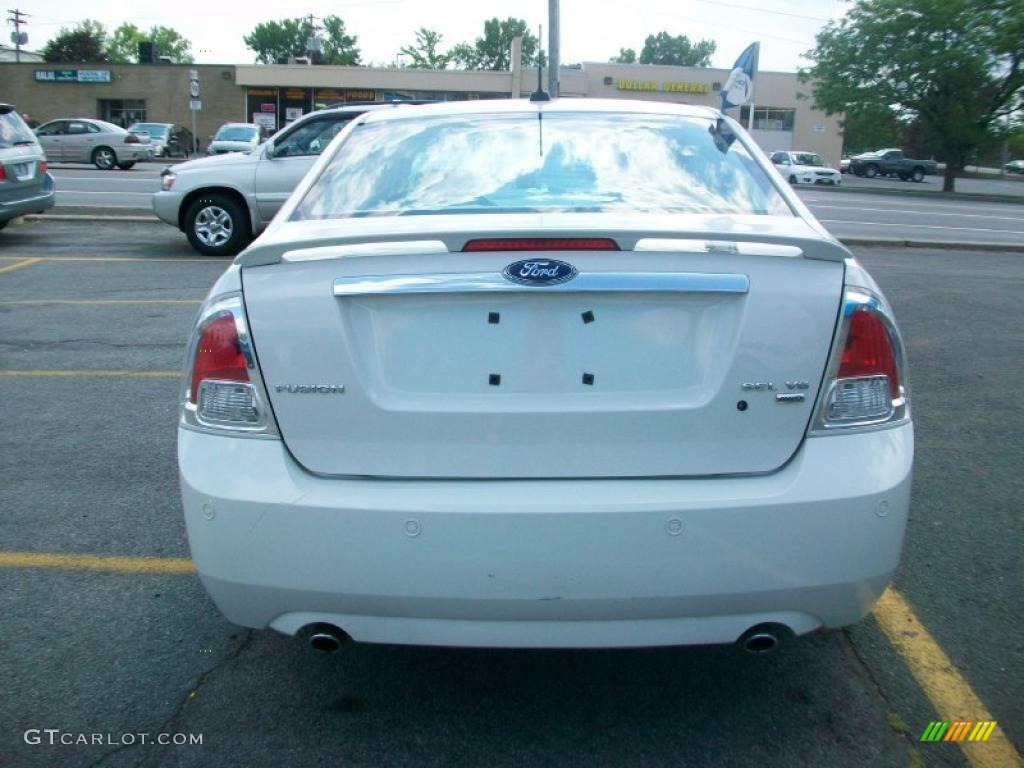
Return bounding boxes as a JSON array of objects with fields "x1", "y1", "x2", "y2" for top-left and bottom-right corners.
[{"x1": 529, "y1": 23, "x2": 550, "y2": 102}]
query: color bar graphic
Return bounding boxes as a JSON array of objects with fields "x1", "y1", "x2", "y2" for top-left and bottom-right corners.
[{"x1": 920, "y1": 721, "x2": 997, "y2": 742}]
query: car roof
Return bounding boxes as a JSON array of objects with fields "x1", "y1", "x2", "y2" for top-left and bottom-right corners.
[{"x1": 359, "y1": 98, "x2": 722, "y2": 125}]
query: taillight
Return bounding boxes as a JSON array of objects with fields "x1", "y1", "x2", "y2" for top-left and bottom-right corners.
[
  {"x1": 811, "y1": 289, "x2": 909, "y2": 432},
  {"x1": 125, "y1": 133, "x2": 140, "y2": 144},
  {"x1": 0, "y1": 164, "x2": 6, "y2": 181},
  {"x1": 39, "y1": 161, "x2": 48, "y2": 175},
  {"x1": 463, "y1": 238, "x2": 619, "y2": 251},
  {"x1": 189, "y1": 313, "x2": 248, "y2": 403},
  {"x1": 182, "y1": 294, "x2": 277, "y2": 436}
]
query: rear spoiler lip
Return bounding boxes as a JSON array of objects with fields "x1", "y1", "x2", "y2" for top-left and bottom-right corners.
[{"x1": 236, "y1": 216, "x2": 850, "y2": 267}]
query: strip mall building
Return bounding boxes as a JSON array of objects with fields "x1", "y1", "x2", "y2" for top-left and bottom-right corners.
[{"x1": 1, "y1": 48, "x2": 842, "y2": 164}]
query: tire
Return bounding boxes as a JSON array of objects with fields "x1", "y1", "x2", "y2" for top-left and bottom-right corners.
[
  {"x1": 92, "y1": 146, "x2": 116, "y2": 170},
  {"x1": 789, "y1": 174, "x2": 797, "y2": 184},
  {"x1": 0, "y1": 219, "x2": 8, "y2": 230},
  {"x1": 117, "y1": 162, "x2": 136, "y2": 170},
  {"x1": 184, "y1": 193, "x2": 250, "y2": 256},
  {"x1": 911, "y1": 166, "x2": 925, "y2": 182},
  {"x1": 864, "y1": 163, "x2": 879, "y2": 178}
]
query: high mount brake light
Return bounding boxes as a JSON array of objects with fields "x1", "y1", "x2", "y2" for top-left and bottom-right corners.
[
  {"x1": 463, "y1": 238, "x2": 619, "y2": 252},
  {"x1": 811, "y1": 289, "x2": 909, "y2": 432},
  {"x1": 181, "y1": 294, "x2": 278, "y2": 436}
]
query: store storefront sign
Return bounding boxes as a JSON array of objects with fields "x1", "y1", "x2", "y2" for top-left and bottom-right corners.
[
  {"x1": 35, "y1": 69, "x2": 111, "y2": 83},
  {"x1": 616, "y1": 79, "x2": 709, "y2": 94}
]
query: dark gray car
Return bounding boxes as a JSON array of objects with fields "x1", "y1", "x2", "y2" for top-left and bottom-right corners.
[{"x1": 0, "y1": 104, "x2": 55, "y2": 229}]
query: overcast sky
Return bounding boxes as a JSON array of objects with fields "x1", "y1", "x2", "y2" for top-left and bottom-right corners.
[{"x1": 20, "y1": 0, "x2": 849, "y2": 72}]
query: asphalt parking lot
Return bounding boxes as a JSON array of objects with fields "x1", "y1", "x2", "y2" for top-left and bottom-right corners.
[{"x1": 0, "y1": 219, "x2": 1021, "y2": 768}]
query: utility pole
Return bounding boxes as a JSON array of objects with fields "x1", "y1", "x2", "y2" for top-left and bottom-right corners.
[
  {"x1": 547, "y1": 0, "x2": 559, "y2": 97},
  {"x1": 6, "y1": 8, "x2": 29, "y2": 63},
  {"x1": 304, "y1": 13, "x2": 322, "y2": 65}
]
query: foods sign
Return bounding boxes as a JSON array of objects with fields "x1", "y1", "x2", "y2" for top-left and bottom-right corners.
[{"x1": 616, "y1": 79, "x2": 709, "y2": 94}]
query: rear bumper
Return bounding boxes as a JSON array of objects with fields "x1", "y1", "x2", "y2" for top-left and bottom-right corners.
[
  {"x1": 179, "y1": 422, "x2": 913, "y2": 648},
  {"x1": 0, "y1": 175, "x2": 55, "y2": 221}
]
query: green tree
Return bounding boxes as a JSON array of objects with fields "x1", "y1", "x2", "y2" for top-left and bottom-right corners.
[
  {"x1": 609, "y1": 48, "x2": 637, "y2": 64},
  {"x1": 399, "y1": 27, "x2": 450, "y2": 69},
  {"x1": 244, "y1": 16, "x2": 360, "y2": 65},
  {"x1": 803, "y1": 0, "x2": 1024, "y2": 191},
  {"x1": 638, "y1": 32, "x2": 716, "y2": 66},
  {"x1": 41, "y1": 20, "x2": 108, "y2": 63},
  {"x1": 107, "y1": 23, "x2": 194, "y2": 63},
  {"x1": 450, "y1": 17, "x2": 545, "y2": 70},
  {"x1": 841, "y1": 104, "x2": 907, "y2": 154},
  {"x1": 319, "y1": 16, "x2": 361, "y2": 65}
]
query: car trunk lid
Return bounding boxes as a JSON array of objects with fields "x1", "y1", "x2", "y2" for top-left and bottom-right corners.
[{"x1": 241, "y1": 217, "x2": 845, "y2": 478}]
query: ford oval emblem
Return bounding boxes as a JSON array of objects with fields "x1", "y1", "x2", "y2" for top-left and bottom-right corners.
[{"x1": 502, "y1": 259, "x2": 578, "y2": 287}]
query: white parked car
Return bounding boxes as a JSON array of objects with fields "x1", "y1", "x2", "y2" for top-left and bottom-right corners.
[
  {"x1": 179, "y1": 99, "x2": 912, "y2": 652},
  {"x1": 206, "y1": 122, "x2": 266, "y2": 155},
  {"x1": 154, "y1": 106, "x2": 387, "y2": 255},
  {"x1": 771, "y1": 150, "x2": 842, "y2": 185},
  {"x1": 34, "y1": 118, "x2": 152, "y2": 170}
]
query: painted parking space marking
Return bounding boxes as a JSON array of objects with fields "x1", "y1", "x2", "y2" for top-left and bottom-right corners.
[
  {"x1": 873, "y1": 587, "x2": 1022, "y2": 767},
  {"x1": 0, "y1": 370, "x2": 178, "y2": 377},
  {"x1": 0, "y1": 257, "x2": 42, "y2": 274},
  {"x1": 0, "y1": 552, "x2": 195, "y2": 573}
]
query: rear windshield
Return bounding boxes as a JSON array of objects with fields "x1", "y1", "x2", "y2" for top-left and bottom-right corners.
[
  {"x1": 215, "y1": 126, "x2": 256, "y2": 141},
  {"x1": 293, "y1": 112, "x2": 792, "y2": 220},
  {"x1": 131, "y1": 123, "x2": 167, "y2": 137},
  {"x1": 0, "y1": 109, "x2": 36, "y2": 148}
]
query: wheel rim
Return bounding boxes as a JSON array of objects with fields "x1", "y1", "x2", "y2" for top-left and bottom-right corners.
[
  {"x1": 194, "y1": 206, "x2": 234, "y2": 247},
  {"x1": 866, "y1": 166, "x2": 877, "y2": 177},
  {"x1": 95, "y1": 149, "x2": 114, "y2": 169},
  {"x1": 913, "y1": 169, "x2": 923, "y2": 181}
]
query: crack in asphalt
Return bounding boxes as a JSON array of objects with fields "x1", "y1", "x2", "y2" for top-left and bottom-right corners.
[
  {"x1": 85, "y1": 630, "x2": 254, "y2": 768},
  {"x1": 838, "y1": 627, "x2": 925, "y2": 764}
]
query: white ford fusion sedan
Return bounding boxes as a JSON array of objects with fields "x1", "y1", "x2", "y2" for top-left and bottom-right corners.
[{"x1": 178, "y1": 99, "x2": 912, "y2": 652}]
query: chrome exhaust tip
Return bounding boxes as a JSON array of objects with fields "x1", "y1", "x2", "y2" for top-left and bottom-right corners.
[
  {"x1": 304, "y1": 624, "x2": 349, "y2": 653},
  {"x1": 742, "y1": 632, "x2": 779, "y2": 654},
  {"x1": 737, "y1": 623, "x2": 789, "y2": 654}
]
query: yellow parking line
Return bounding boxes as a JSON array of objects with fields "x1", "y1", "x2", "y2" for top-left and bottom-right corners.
[
  {"x1": 0, "y1": 552, "x2": 194, "y2": 573},
  {"x1": 0, "y1": 257, "x2": 41, "y2": 273},
  {"x1": 0, "y1": 299, "x2": 201, "y2": 305},
  {"x1": 874, "y1": 587, "x2": 1022, "y2": 767},
  {"x1": 0, "y1": 370, "x2": 178, "y2": 377}
]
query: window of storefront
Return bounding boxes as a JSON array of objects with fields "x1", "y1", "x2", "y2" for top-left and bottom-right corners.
[
  {"x1": 740, "y1": 107, "x2": 795, "y2": 132},
  {"x1": 98, "y1": 99, "x2": 146, "y2": 128}
]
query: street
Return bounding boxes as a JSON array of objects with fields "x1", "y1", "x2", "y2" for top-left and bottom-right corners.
[
  {"x1": 0, "y1": 219, "x2": 1020, "y2": 767},
  {"x1": 47, "y1": 165, "x2": 1024, "y2": 247}
]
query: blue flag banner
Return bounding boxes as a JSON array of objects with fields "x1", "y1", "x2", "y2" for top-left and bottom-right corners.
[{"x1": 721, "y1": 42, "x2": 760, "y2": 111}]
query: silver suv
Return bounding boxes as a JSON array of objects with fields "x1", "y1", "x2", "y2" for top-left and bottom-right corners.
[
  {"x1": 0, "y1": 105, "x2": 55, "y2": 230},
  {"x1": 153, "y1": 105, "x2": 399, "y2": 256}
]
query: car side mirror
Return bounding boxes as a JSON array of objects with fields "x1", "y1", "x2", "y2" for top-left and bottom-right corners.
[{"x1": 264, "y1": 141, "x2": 275, "y2": 159}]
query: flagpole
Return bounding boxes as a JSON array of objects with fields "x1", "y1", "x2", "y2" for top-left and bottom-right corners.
[{"x1": 748, "y1": 102, "x2": 755, "y2": 131}]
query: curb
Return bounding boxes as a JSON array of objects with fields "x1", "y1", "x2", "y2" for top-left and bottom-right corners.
[
  {"x1": 809, "y1": 183, "x2": 1024, "y2": 206},
  {"x1": 18, "y1": 215, "x2": 1021, "y2": 253},
  {"x1": 25, "y1": 213, "x2": 159, "y2": 223},
  {"x1": 839, "y1": 237, "x2": 1024, "y2": 253}
]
